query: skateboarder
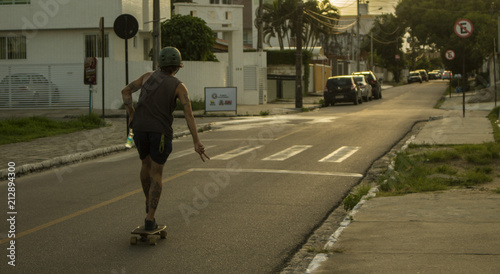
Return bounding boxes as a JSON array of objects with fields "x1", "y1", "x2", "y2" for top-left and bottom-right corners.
[{"x1": 121, "y1": 47, "x2": 210, "y2": 230}]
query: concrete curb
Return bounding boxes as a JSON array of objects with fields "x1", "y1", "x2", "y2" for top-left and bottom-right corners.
[
  {"x1": 0, "y1": 123, "x2": 213, "y2": 180},
  {"x1": 305, "y1": 134, "x2": 416, "y2": 273}
]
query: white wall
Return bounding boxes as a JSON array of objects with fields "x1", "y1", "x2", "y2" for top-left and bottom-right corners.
[{"x1": 175, "y1": 61, "x2": 228, "y2": 102}]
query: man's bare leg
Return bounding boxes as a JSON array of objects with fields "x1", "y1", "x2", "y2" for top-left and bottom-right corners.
[
  {"x1": 146, "y1": 161, "x2": 164, "y2": 222},
  {"x1": 140, "y1": 156, "x2": 152, "y2": 206}
]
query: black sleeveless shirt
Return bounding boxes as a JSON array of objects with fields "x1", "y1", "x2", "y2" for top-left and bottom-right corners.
[{"x1": 130, "y1": 70, "x2": 181, "y2": 138}]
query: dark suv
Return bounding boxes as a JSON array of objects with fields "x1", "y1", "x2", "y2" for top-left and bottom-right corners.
[
  {"x1": 352, "y1": 71, "x2": 382, "y2": 99},
  {"x1": 323, "y1": 75, "x2": 363, "y2": 106}
]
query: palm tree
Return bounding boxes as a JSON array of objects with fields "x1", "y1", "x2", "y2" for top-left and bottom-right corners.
[
  {"x1": 261, "y1": 0, "x2": 339, "y2": 50},
  {"x1": 303, "y1": 0, "x2": 339, "y2": 51},
  {"x1": 262, "y1": 0, "x2": 294, "y2": 49}
]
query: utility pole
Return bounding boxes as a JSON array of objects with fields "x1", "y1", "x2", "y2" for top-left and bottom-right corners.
[
  {"x1": 295, "y1": 0, "x2": 303, "y2": 108},
  {"x1": 257, "y1": 0, "x2": 263, "y2": 51},
  {"x1": 370, "y1": 32, "x2": 373, "y2": 71},
  {"x1": 153, "y1": 0, "x2": 161, "y2": 70},
  {"x1": 356, "y1": 0, "x2": 360, "y2": 71}
]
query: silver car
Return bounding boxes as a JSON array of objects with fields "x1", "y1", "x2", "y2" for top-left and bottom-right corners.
[
  {"x1": 0, "y1": 73, "x2": 59, "y2": 107},
  {"x1": 353, "y1": 75, "x2": 373, "y2": 102}
]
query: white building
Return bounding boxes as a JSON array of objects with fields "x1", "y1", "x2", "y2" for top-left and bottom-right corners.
[
  {"x1": 0, "y1": 0, "x2": 170, "y2": 110},
  {"x1": 0, "y1": 0, "x2": 266, "y2": 110}
]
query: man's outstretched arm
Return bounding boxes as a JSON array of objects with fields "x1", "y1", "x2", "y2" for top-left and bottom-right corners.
[{"x1": 176, "y1": 83, "x2": 210, "y2": 162}]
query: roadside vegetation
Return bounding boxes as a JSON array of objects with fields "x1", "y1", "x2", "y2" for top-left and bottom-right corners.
[
  {"x1": 0, "y1": 113, "x2": 107, "y2": 145},
  {"x1": 343, "y1": 106, "x2": 500, "y2": 211},
  {"x1": 377, "y1": 106, "x2": 500, "y2": 197}
]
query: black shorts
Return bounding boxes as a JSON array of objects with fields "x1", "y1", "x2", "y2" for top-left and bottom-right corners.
[{"x1": 133, "y1": 131, "x2": 172, "y2": 165}]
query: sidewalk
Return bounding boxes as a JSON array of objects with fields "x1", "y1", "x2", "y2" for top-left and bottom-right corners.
[
  {"x1": 0, "y1": 96, "x2": 322, "y2": 179},
  {"x1": 306, "y1": 93, "x2": 500, "y2": 273}
]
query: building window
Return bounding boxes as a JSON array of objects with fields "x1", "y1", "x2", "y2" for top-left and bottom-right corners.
[
  {"x1": 190, "y1": 11, "x2": 197, "y2": 17},
  {"x1": 222, "y1": 0, "x2": 232, "y2": 4},
  {"x1": 0, "y1": 36, "x2": 27, "y2": 60},
  {"x1": 209, "y1": 0, "x2": 219, "y2": 4},
  {"x1": 85, "y1": 34, "x2": 109, "y2": 58},
  {"x1": 226, "y1": 11, "x2": 232, "y2": 20},
  {"x1": 0, "y1": 0, "x2": 30, "y2": 4}
]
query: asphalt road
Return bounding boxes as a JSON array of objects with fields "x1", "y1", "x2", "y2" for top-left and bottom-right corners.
[{"x1": 0, "y1": 81, "x2": 446, "y2": 273}]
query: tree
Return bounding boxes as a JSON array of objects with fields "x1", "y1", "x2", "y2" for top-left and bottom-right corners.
[
  {"x1": 364, "y1": 14, "x2": 406, "y2": 82},
  {"x1": 161, "y1": 15, "x2": 217, "y2": 61},
  {"x1": 261, "y1": 0, "x2": 339, "y2": 50},
  {"x1": 262, "y1": 0, "x2": 294, "y2": 49},
  {"x1": 302, "y1": 0, "x2": 339, "y2": 51},
  {"x1": 395, "y1": 0, "x2": 500, "y2": 74}
]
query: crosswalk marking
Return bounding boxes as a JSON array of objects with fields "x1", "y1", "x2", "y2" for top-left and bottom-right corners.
[
  {"x1": 169, "y1": 144, "x2": 359, "y2": 163},
  {"x1": 319, "y1": 146, "x2": 360, "y2": 163},
  {"x1": 169, "y1": 146, "x2": 216, "y2": 160},
  {"x1": 211, "y1": 145, "x2": 264, "y2": 160},
  {"x1": 263, "y1": 145, "x2": 312, "y2": 161}
]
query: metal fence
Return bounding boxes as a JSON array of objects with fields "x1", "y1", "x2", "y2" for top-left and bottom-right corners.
[{"x1": 0, "y1": 64, "x2": 89, "y2": 109}]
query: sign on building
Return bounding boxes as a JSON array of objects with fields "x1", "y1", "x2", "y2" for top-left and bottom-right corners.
[{"x1": 205, "y1": 87, "x2": 237, "y2": 113}]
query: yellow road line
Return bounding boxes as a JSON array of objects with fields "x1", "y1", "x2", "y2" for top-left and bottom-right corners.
[
  {"x1": 274, "y1": 127, "x2": 307, "y2": 141},
  {"x1": 0, "y1": 170, "x2": 191, "y2": 245}
]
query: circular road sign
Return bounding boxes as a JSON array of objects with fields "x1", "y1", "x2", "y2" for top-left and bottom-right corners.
[
  {"x1": 113, "y1": 14, "x2": 139, "y2": 40},
  {"x1": 445, "y1": 50, "x2": 455, "y2": 60},
  {"x1": 454, "y1": 19, "x2": 473, "y2": 38}
]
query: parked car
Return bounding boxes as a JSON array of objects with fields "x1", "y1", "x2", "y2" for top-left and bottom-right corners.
[
  {"x1": 352, "y1": 71, "x2": 382, "y2": 99},
  {"x1": 442, "y1": 70, "x2": 453, "y2": 79},
  {"x1": 416, "y1": 69, "x2": 429, "y2": 81},
  {"x1": 0, "y1": 73, "x2": 59, "y2": 106},
  {"x1": 407, "y1": 71, "x2": 423, "y2": 83},
  {"x1": 324, "y1": 75, "x2": 363, "y2": 106},
  {"x1": 353, "y1": 75, "x2": 372, "y2": 102},
  {"x1": 428, "y1": 70, "x2": 441, "y2": 80}
]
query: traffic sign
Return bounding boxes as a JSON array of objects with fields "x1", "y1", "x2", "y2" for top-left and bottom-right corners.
[
  {"x1": 454, "y1": 19, "x2": 473, "y2": 38},
  {"x1": 445, "y1": 50, "x2": 455, "y2": 60},
  {"x1": 113, "y1": 14, "x2": 138, "y2": 40}
]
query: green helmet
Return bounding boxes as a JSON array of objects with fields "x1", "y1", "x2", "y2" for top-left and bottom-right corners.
[{"x1": 158, "y1": 47, "x2": 182, "y2": 67}]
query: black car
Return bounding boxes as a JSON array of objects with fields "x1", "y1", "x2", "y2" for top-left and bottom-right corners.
[
  {"x1": 407, "y1": 71, "x2": 423, "y2": 83},
  {"x1": 324, "y1": 75, "x2": 363, "y2": 106},
  {"x1": 352, "y1": 71, "x2": 382, "y2": 99}
]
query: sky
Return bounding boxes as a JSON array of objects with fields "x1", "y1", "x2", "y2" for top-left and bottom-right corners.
[{"x1": 330, "y1": 0, "x2": 399, "y2": 16}]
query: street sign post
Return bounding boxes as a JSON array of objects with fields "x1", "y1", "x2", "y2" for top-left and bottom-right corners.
[
  {"x1": 454, "y1": 19, "x2": 473, "y2": 38},
  {"x1": 114, "y1": 14, "x2": 139, "y2": 136},
  {"x1": 454, "y1": 19, "x2": 473, "y2": 117},
  {"x1": 445, "y1": 50, "x2": 455, "y2": 60}
]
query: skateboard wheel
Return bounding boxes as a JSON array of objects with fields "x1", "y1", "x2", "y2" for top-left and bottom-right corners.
[
  {"x1": 130, "y1": 237, "x2": 137, "y2": 245},
  {"x1": 160, "y1": 231, "x2": 167, "y2": 239},
  {"x1": 149, "y1": 238, "x2": 157, "y2": 245}
]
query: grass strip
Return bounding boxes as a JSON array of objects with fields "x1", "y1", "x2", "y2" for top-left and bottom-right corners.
[{"x1": 0, "y1": 113, "x2": 107, "y2": 145}]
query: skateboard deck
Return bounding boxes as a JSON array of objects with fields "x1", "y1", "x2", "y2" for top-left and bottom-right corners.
[{"x1": 130, "y1": 225, "x2": 167, "y2": 245}]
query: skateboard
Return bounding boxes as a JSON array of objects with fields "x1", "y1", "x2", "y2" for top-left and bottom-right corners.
[{"x1": 130, "y1": 225, "x2": 167, "y2": 245}]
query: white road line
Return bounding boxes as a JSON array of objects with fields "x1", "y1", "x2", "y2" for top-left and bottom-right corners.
[
  {"x1": 188, "y1": 168, "x2": 363, "y2": 178},
  {"x1": 211, "y1": 145, "x2": 264, "y2": 160},
  {"x1": 319, "y1": 146, "x2": 360, "y2": 163},
  {"x1": 262, "y1": 145, "x2": 312, "y2": 161},
  {"x1": 169, "y1": 145, "x2": 216, "y2": 160}
]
